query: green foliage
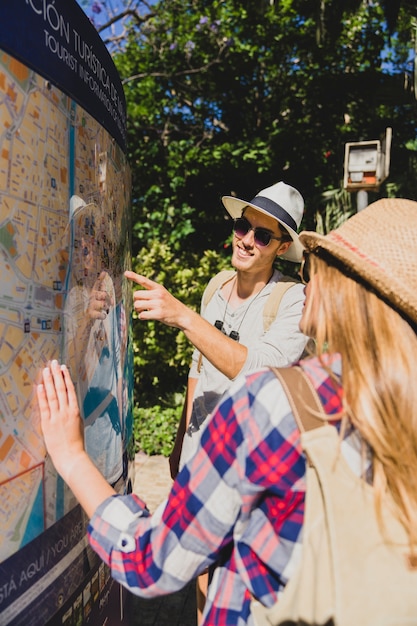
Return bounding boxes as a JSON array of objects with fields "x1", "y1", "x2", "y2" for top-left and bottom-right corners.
[
  {"x1": 79, "y1": 0, "x2": 417, "y2": 453},
  {"x1": 131, "y1": 240, "x2": 230, "y2": 407},
  {"x1": 110, "y1": 0, "x2": 417, "y2": 250},
  {"x1": 316, "y1": 188, "x2": 355, "y2": 234},
  {"x1": 133, "y1": 396, "x2": 183, "y2": 456}
]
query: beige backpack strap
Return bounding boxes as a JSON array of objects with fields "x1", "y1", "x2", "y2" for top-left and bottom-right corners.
[
  {"x1": 201, "y1": 270, "x2": 236, "y2": 314},
  {"x1": 197, "y1": 270, "x2": 236, "y2": 373},
  {"x1": 251, "y1": 365, "x2": 327, "y2": 626},
  {"x1": 263, "y1": 279, "x2": 297, "y2": 332},
  {"x1": 198, "y1": 274, "x2": 298, "y2": 373},
  {"x1": 254, "y1": 366, "x2": 417, "y2": 626},
  {"x1": 271, "y1": 366, "x2": 325, "y2": 433}
]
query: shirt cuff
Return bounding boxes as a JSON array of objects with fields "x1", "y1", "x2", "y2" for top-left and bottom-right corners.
[{"x1": 88, "y1": 494, "x2": 150, "y2": 561}]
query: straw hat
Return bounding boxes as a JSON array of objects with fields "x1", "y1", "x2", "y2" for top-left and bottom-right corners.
[
  {"x1": 222, "y1": 181, "x2": 305, "y2": 262},
  {"x1": 299, "y1": 198, "x2": 417, "y2": 325}
]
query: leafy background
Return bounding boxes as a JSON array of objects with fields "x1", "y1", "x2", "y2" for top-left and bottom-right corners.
[{"x1": 80, "y1": 0, "x2": 417, "y2": 454}]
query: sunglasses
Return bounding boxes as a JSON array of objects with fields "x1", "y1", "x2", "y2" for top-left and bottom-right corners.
[
  {"x1": 300, "y1": 251, "x2": 311, "y2": 284},
  {"x1": 233, "y1": 217, "x2": 283, "y2": 248}
]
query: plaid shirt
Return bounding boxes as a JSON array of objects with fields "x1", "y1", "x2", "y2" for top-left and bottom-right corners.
[{"x1": 88, "y1": 356, "x2": 346, "y2": 625}]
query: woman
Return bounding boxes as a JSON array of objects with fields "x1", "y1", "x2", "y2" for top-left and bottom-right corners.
[{"x1": 37, "y1": 197, "x2": 417, "y2": 625}]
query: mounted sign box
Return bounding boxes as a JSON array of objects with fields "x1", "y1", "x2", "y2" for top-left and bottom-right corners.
[{"x1": 344, "y1": 128, "x2": 392, "y2": 192}]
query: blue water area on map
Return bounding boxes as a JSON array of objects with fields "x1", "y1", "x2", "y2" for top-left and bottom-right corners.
[{"x1": 22, "y1": 482, "x2": 44, "y2": 547}]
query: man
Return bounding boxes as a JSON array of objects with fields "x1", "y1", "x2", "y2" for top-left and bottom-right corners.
[
  {"x1": 70, "y1": 180, "x2": 311, "y2": 623},
  {"x1": 125, "y1": 181, "x2": 309, "y2": 472}
]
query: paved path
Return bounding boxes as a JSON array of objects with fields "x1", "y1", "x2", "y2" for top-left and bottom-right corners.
[
  {"x1": 133, "y1": 452, "x2": 172, "y2": 513},
  {"x1": 127, "y1": 453, "x2": 197, "y2": 626}
]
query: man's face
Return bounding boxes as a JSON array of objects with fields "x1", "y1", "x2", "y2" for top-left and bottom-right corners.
[{"x1": 231, "y1": 207, "x2": 291, "y2": 274}]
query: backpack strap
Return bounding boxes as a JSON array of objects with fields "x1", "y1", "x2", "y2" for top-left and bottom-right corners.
[
  {"x1": 197, "y1": 274, "x2": 298, "y2": 372},
  {"x1": 271, "y1": 366, "x2": 325, "y2": 433},
  {"x1": 263, "y1": 278, "x2": 297, "y2": 332},
  {"x1": 202, "y1": 271, "x2": 298, "y2": 331},
  {"x1": 201, "y1": 270, "x2": 236, "y2": 315},
  {"x1": 197, "y1": 270, "x2": 236, "y2": 372}
]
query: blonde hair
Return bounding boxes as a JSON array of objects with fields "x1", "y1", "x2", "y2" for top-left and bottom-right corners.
[{"x1": 307, "y1": 255, "x2": 417, "y2": 550}]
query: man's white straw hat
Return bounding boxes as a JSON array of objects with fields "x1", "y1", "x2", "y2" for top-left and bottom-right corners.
[{"x1": 222, "y1": 181, "x2": 305, "y2": 262}]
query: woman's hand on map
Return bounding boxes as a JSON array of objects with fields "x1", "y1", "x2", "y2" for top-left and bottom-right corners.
[
  {"x1": 37, "y1": 360, "x2": 85, "y2": 482},
  {"x1": 37, "y1": 361, "x2": 116, "y2": 517}
]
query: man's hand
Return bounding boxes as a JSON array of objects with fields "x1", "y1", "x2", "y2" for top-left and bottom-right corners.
[
  {"x1": 124, "y1": 270, "x2": 248, "y2": 379},
  {"x1": 124, "y1": 270, "x2": 191, "y2": 329}
]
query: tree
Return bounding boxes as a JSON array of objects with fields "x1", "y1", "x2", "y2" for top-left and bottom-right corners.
[
  {"x1": 81, "y1": 0, "x2": 416, "y2": 242},
  {"x1": 79, "y1": 0, "x2": 417, "y2": 406}
]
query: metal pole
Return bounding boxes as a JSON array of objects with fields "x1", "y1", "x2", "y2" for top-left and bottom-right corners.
[{"x1": 357, "y1": 189, "x2": 368, "y2": 212}]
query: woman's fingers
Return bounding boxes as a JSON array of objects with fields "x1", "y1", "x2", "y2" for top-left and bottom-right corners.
[
  {"x1": 41, "y1": 363, "x2": 62, "y2": 415},
  {"x1": 51, "y1": 361, "x2": 69, "y2": 411},
  {"x1": 36, "y1": 361, "x2": 86, "y2": 483},
  {"x1": 39, "y1": 361, "x2": 73, "y2": 418},
  {"x1": 36, "y1": 380, "x2": 51, "y2": 422},
  {"x1": 61, "y1": 364, "x2": 78, "y2": 411}
]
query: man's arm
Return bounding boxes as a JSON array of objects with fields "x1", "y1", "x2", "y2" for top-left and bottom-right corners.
[
  {"x1": 124, "y1": 271, "x2": 248, "y2": 379},
  {"x1": 242, "y1": 283, "x2": 309, "y2": 372}
]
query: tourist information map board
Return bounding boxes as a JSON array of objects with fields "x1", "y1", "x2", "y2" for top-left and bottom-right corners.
[{"x1": 0, "y1": 2, "x2": 133, "y2": 624}]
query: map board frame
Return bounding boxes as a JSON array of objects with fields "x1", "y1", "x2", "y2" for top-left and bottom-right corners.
[{"x1": 0, "y1": 2, "x2": 134, "y2": 624}]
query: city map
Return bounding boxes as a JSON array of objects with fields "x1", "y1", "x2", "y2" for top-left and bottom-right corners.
[{"x1": 0, "y1": 51, "x2": 132, "y2": 566}]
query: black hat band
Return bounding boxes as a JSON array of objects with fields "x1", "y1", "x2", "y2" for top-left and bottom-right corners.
[{"x1": 250, "y1": 195, "x2": 297, "y2": 232}]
